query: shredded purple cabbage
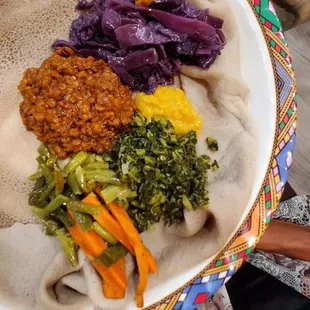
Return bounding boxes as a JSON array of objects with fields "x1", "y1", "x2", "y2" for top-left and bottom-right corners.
[{"x1": 52, "y1": 0, "x2": 225, "y2": 93}]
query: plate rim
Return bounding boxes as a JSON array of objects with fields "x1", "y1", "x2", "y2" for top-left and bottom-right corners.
[{"x1": 144, "y1": 0, "x2": 297, "y2": 309}]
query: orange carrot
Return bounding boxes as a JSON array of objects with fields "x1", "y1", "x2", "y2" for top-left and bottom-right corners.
[
  {"x1": 68, "y1": 209, "x2": 108, "y2": 257},
  {"x1": 92, "y1": 260, "x2": 126, "y2": 291},
  {"x1": 145, "y1": 248, "x2": 158, "y2": 275},
  {"x1": 67, "y1": 210, "x2": 128, "y2": 290},
  {"x1": 103, "y1": 258, "x2": 127, "y2": 299},
  {"x1": 82, "y1": 193, "x2": 134, "y2": 253},
  {"x1": 134, "y1": 245, "x2": 148, "y2": 308},
  {"x1": 108, "y1": 202, "x2": 155, "y2": 308},
  {"x1": 97, "y1": 188, "x2": 157, "y2": 274}
]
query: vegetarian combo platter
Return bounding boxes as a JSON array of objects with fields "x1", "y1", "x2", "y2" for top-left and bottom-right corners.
[
  {"x1": 2, "y1": 0, "x2": 291, "y2": 308},
  {"x1": 20, "y1": 0, "x2": 224, "y2": 306}
]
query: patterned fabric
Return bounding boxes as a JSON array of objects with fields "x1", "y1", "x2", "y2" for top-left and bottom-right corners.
[
  {"x1": 203, "y1": 195, "x2": 310, "y2": 310},
  {"x1": 248, "y1": 195, "x2": 310, "y2": 299}
]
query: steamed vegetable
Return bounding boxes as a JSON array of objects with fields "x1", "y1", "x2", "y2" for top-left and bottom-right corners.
[
  {"x1": 52, "y1": 0, "x2": 225, "y2": 93},
  {"x1": 93, "y1": 221, "x2": 118, "y2": 245},
  {"x1": 107, "y1": 202, "x2": 153, "y2": 307},
  {"x1": 56, "y1": 229, "x2": 78, "y2": 267},
  {"x1": 103, "y1": 258, "x2": 126, "y2": 299}
]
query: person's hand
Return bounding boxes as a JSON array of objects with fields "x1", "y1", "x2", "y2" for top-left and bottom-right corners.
[{"x1": 256, "y1": 219, "x2": 310, "y2": 261}]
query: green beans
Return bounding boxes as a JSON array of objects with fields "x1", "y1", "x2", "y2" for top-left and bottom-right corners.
[
  {"x1": 42, "y1": 219, "x2": 62, "y2": 236},
  {"x1": 84, "y1": 169, "x2": 119, "y2": 184},
  {"x1": 93, "y1": 222, "x2": 118, "y2": 245},
  {"x1": 52, "y1": 208, "x2": 74, "y2": 229},
  {"x1": 37, "y1": 157, "x2": 54, "y2": 184},
  {"x1": 83, "y1": 162, "x2": 109, "y2": 170},
  {"x1": 63, "y1": 152, "x2": 88, "y2": 175},
  {"x1": 33, "y1": 194, "x2": 69, "y2": 219},
  {"x1": 75, "y1": 166, "x2": 89, "y2": 193},
  {"x1": 28, "y1": 170, "x2": 43, "y2": 181},
  {"x1": 100, "y1": 185, "x2": 136, "y2": 204},
  {"x1": 56, "y1": 229, "x2": 78, "y2": 267},
  {"x1": 36, "y1": 179, "x2": 56, "y2": 203},
  {"x1": 46, "y1": 155, "x2": 57, "y2": 168},
  {"x1": 73, "y1": 211, "x2": 93, "y2": 231},
  {"x1": 96, "y1": 243, "x2": 128, "y2": 268},
  {"x1": 67, "y1": 200, "x2": 100, "y2": 216},
  {"x1": 38, "y1": 144, "x2": 52, "y2": 159},
  {"x1": 67, "y1": 172, "x2": 82, "y2": 195},
  {"x1": 55, "y1": 169, "x2": 64, "y2": 195}
]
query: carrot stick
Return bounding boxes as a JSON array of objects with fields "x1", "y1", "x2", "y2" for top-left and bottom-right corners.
[
  {"x1": 96, "y1": 191, "x2": 156, "y2": 272},
  {"x1": 103, "y1": 258, "x2": 126, "y2": 299},
  {"x1": 107, "y1": 202, "x2": 154, "y2": 308},
  {"x1": 82, "y1": 193, "x2": 134, "y2": 254},
  {"x1": 67, "y1": 222, "x2": 122, "y2": 290},
  {"x1": 68, "y1": 209, "x2": 108, "y2": 257},
  {"x1": 145, "y1": 248, "x2": 157, "y2": 275},
  {"x1": 67, "y1": 210, "x2": 128, "y2": 290},
  {"x1": 98, "y1": 188, "x2": 157, "y2": 274},
  {"x1": 135, "y1": 245, "x2": 148, "y2": 308}
]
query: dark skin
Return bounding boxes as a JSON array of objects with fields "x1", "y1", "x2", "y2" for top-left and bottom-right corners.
[
  {"x1": 255, "y1": 182, "x2": 310, "y2": 261},
  {"x1": 257, "y1": 220, "x2": 310, "y2": 261}
]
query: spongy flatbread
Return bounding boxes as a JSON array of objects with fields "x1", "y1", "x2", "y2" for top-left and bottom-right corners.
[{"x1": 0, "y1": 0, "x2": 256, "y2": 309}]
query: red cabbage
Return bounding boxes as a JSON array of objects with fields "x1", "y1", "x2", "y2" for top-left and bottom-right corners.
[{"x1": 53, "y1": 0, "x2": 225, "y2": 93}]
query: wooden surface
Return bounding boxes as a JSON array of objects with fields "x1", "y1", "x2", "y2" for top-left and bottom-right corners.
[{"x1": 285, "y1": 22, "x2": 310, "y2": 194}]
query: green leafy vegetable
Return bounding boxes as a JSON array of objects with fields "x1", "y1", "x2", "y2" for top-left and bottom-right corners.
[
  {"x1": 106, "y1": 113, "x2": 213, "y2": 231},
  {"x1": 206, "y1": 137, "x2": 219, "y2": 152}
]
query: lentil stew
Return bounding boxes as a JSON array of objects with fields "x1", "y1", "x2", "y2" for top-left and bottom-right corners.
[{"x1": 19, "y1": 48, "x2": 135, "y2": 159}]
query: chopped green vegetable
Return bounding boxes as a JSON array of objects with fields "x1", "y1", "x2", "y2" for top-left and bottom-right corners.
[
  {"x1": 28, "y1": 177, "x2": 49, "y2": 208},
  {"x1": 182, "y1": 194, "x2": 193, "y2": 210},
  {"x1": 28, "y1": 169, "x2": 43, "y2": 181},
  {"x1": 211, "y1": 160, "x2": 220, "y2": 171},
  {"x1": 75, "y1": 166, "x2": 89, "y2": 193},
  {"x1": 83, "y1": 162, "x2": 109, "y2": 170},
  {"x1": 96, "y1": 243, "x2": 128, "y2": 268},
  {"x1": 52, "y1": 208, "x2": 74, "y2": 229},
  {"x1": 37, "y1": 157, "x2": 54, "y2": 184},
  {"x1": 42, "y1": 219, "x2": 62, "y2": 235},
  {"x1": 73, "y1": 211, "x2": 93, "y2": 231},
  {"x1": 93, "y1": 221, "x2": 118, "y2": 245},
  {"x1": 55, "y1": 169, "x2": 65, "y2": 195},
  {"x1": 33, "y1": 194, "x2": 69, "y2": 219},
  {"x1": 63, "y1": 151, "x2": 88, "y2": 175},
  {"x1": 101, "y1": 185, "x2": 136, "y2": 204},
  {"x1": 46, "y1": 155, "x2": 57, "y2": 168},
  {"x1": 206, "y1": 137, "x2": 219, "y2": 152},
  {"x1": 84, "y1": 169, "x2": 119, "y2": 184},
  {"x1": 38, "y1": 144, "x2": 51, "y2": 159},
  {"x1": 67, "y1": 200, "x2": 100, "y2": 215},
  {"x1": 107, "y1": 113, "x2": 212, "y2": 231},
  {"x1": 39, "y1": 179, "x2": 56, "y2": 201},
  {"x1": 67, "y1": 172, "x2": 83, "y2": 195},
  {"x1": 56, "y1": 228, "x2": 78, "y2": 267}
]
